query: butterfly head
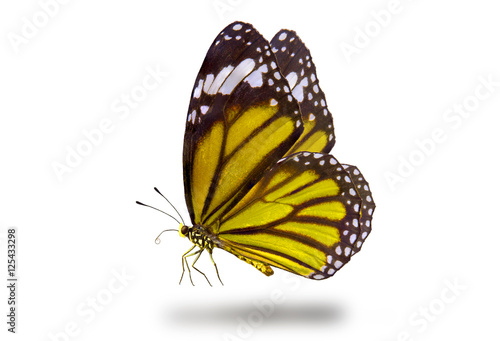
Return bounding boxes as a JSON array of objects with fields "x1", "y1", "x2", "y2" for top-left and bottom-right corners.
[{"x1": 179, "y1": 223, "x2": 190, "y2": 238}]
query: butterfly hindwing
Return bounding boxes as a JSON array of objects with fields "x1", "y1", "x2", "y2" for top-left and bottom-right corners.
[
  {"x1": 183, "y1": 22, "x2": 304, "y2": 227},
  {"x1": 342, "y1": 164, "x2": 376, "y2": 254},
  {"x1": 214, "y1": 152, "x2": 362, "y2": 280},
  {"x1": 270, "y1": 29, "x2": 335, "y2": 156}
]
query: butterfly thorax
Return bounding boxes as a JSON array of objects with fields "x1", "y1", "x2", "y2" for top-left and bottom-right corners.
[{"x1": 179, "y1": 224, "x2": 215, "y2": 251}]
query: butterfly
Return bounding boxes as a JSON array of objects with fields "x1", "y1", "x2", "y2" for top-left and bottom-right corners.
[{"x1": 138, "y1": 22, "x2": 375, "y2": 285}]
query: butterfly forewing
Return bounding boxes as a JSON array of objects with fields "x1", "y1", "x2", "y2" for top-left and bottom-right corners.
[
  {"x1": 342, "y1": 164, "x2": 376, "y2": 254},
  {"x1": 215, "y1": 152, "x2": 362, "y2": 280},
  {"x1": 183, "y1": 22, "x2": 304, "y2": 227},
  {"x1": 270, "y1": 30, "x2": 335, "y2": 155}
]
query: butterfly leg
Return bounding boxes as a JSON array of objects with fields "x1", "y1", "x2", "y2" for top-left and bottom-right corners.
[
  {"x1": 179, "y1": 245, "x2": 196, "y2": 286},
  {"x1": 189, "y1": 249, "x2": 213, "y2": 287},
  {"x1": 208, "y1": 250, "x2": 224, "y2": 286}
]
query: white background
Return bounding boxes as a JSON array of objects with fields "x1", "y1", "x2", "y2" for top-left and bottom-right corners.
[{"x1": 1, "y1": 0, "x2": 499, "y2": 340}]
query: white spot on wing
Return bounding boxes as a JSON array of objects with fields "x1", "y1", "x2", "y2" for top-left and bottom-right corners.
[
  {"x1": 203, "y1": 74, "x2": 214, "y2": 93},
  {"x1": 286, "y1": 72, "x2": 298, "y2": 89},
  {"x1": 193, "y1": 79, "x2": 203, "y2": 98},
  {"x1": 279, "y1": 32, "x2": 287, "y2": 40},
  {"x1": 219, "y1": 58, "x2": 255, "y2": 95},
  {"x1": 207, "y1": 66, "x2": 235, "y2": 95},
  {"x1": 244, "y1": 64, "x2": 268, "y2": 88},
  {"x1": 291, "y1": 78, "x2": 309, "y2": 102}
]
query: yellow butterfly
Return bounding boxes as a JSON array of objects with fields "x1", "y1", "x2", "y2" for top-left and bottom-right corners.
[{"x1": 138, "y1": 22, "x2": 375, "y2": 285}]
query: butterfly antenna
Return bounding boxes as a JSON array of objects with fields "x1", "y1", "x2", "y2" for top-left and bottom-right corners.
[
  {"x1": 136, "y1": 201, "x2": 181, "y2": 225},
  {"x1": 154, "y1": 229, "x2": 179, "y2": 244},
  {"x1": 154, "y1": 187, "x2": 186, "y2": 226}
]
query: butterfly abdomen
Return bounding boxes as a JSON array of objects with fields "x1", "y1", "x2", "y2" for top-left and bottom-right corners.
[{"x1": 222, "y1": 245, "x2": 274, "y2": 276}]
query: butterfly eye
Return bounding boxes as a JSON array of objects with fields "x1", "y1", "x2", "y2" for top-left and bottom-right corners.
[{"x1": 180, "y1": 225, "x2": 189, "y2": 237}]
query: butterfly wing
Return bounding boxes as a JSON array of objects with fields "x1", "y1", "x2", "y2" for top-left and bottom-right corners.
[
  {"x1": 270, "y1": 30, "x2": 335, "y2": 155},
  {"x1": 183, "y1": 22, "x2": 304, "y2": 227},
  {"x1": 214, "y1": 152, "x2": 362, "y2": 280},
  {"x1": 342, "y1": 164, "x2": 376, "y2": 254}
]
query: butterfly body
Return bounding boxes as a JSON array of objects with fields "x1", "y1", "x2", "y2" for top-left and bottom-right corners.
[{"x1": 179, "y1": 224, "x2": 216, "y2": 252}]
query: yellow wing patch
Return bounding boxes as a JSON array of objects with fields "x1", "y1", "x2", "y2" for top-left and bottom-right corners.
[
  {"x1": 272, "y1": 221, "x2": 340, "y2": 247},
  {"x1": 204, "y1": 113, "x2": 299, "y2": 225},
  {"x1": 224, "y1": 104, "x2": 278, "y2": 156},
  {"x1": 191, "y1": 122, "x2": 224, "y2": 223},
  {"x1": 287, "y1": 127, "x2": 330, "y2": 156},
  {"x1": 296, "y1": 201, "x2": 346, "y2": 221}
]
